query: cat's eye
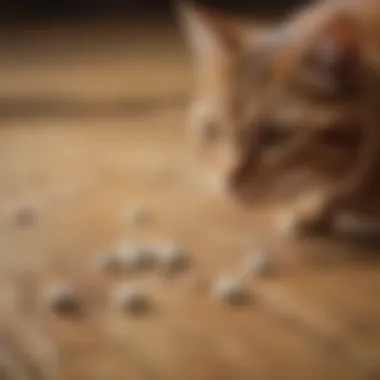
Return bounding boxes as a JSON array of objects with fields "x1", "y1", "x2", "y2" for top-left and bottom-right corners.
[
  {"x1": 316, "y1": 127, "x2": 358, "y2": 148},
  {"x1": 258, "y1": 123, "x2": 294, "y2": 148}
]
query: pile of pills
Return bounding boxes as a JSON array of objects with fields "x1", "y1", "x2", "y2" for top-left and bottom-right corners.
[
  {"x1": 155, "y1": 243, "x2": 190, "y2": 274},
  {"x1": 99, "y1": 243, "x2": 157, "y2": 274},
  {"x1": 44, "y1": 246, "x2": 275, "y2": 316},
  {"x1": 42, "y1": 204, "x2": 276, "y2": 318},
  {"x1": 98, "y1": 241, "x2": 191, "y2": 276}
]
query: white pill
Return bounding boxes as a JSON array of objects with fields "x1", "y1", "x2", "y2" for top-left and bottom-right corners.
[
  {"x1": 44, "y1": 282, "x2": 81, "y2": 315},
  {"x1": 98, "y1": 244, "x2": 155, "y2": 273},
  {"x1": 212, "y1": 276, "x2": 250, "y2": 305},
  {"x1": 156, "y1": 243, "x2": 190, "y2": 273},
  {"x1": 119, "y1": 244, "x2": 157, "y2": 271},
  {"x1": 112, "y1": 285, "x2": 150, "y2": 314}
]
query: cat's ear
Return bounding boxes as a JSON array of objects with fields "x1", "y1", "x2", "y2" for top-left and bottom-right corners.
[
  {"x1": 303, "y1": 9, "x2": 362, "y2": 93},
  {"x1": 178, "y1": 1, "x2": 252, "y2": 62}
]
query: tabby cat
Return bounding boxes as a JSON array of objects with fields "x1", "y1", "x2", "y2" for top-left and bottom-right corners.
[{"x1": 179, "y1": 0, "x2": 380, "y2": 238}]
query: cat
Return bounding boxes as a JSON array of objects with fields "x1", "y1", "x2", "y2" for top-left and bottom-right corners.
[{"x1": 179, "y1": 0, "x2": 380, "y2": 239}]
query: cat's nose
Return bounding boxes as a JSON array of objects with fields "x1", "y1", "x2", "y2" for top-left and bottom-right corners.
[
  {"x1": 228, "y1": 167, "x2": 245, "y2": 192},
  {"x1": 227, "y1": 155, "x2": 252, "y2": 192}
]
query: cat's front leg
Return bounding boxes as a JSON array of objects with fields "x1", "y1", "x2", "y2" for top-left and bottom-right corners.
[{"x1": 277, "y1": 190, "x2": 338, "y2": 238}]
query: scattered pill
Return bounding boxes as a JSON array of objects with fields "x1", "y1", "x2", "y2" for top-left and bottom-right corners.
[
  {"x1": 212, "y1": 276, "x2": 250, "y2": 305},
  {"x1": 112, "y1": 284, "x2": 151, "y2": 315},
  {"x1": 156, "y1": 243, "x2": 190, "y2": 273},
  {"x1": 98, "y1": 241, "x2": 158, "y2": 274},
  {"x1": 118, "y1": 244, "x2": 157, "y2": 271},
  {"x1": 44, "y1": 282, "x2": 81, "y2": 315}
]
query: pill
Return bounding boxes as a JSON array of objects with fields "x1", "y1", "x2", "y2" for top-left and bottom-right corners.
[
  {"x1": 212, "y1": 276, "x2": 250, "y2": 305},
  {"x1": 156, "y1": 243, "x2": 190, "y2": 273},
  {"x1": 112, "y1": 284, "x2": 151, "y2": 315},
  {"x1": 44, "y1": 282, "x2": 81, "y2": 315}
]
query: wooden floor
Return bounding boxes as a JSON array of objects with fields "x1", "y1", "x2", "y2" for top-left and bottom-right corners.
[{"x1": 1, "y1": 18, "x2": 380, "y2": 380}]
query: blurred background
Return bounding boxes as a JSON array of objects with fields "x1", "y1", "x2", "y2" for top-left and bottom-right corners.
[
  {"x1": 2, "y1": 0, "x2": 309, "y2": 20},
  {"x1": 0, "y1": 0, "x2": 313, "y2": 120}
]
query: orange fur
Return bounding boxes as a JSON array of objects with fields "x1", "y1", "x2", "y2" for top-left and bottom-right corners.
[{"x1": 179, "y1": 0, "x2": 380, "y2": 238}]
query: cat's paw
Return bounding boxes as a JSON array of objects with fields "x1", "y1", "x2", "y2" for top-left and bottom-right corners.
[
  {"x1": 276, "y1": 210, "x2": 331, "y2": 239},
  {"x1": 294, "y1": 214, "x2": 332, "y2": 237},
  {"x1": 276, "y1": 191, "x2": 333, "y2": 239}
]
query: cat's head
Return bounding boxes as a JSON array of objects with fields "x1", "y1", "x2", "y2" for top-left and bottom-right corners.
[{"x1": 180, "y1": 1, "x2": 370, "y2": 204}]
